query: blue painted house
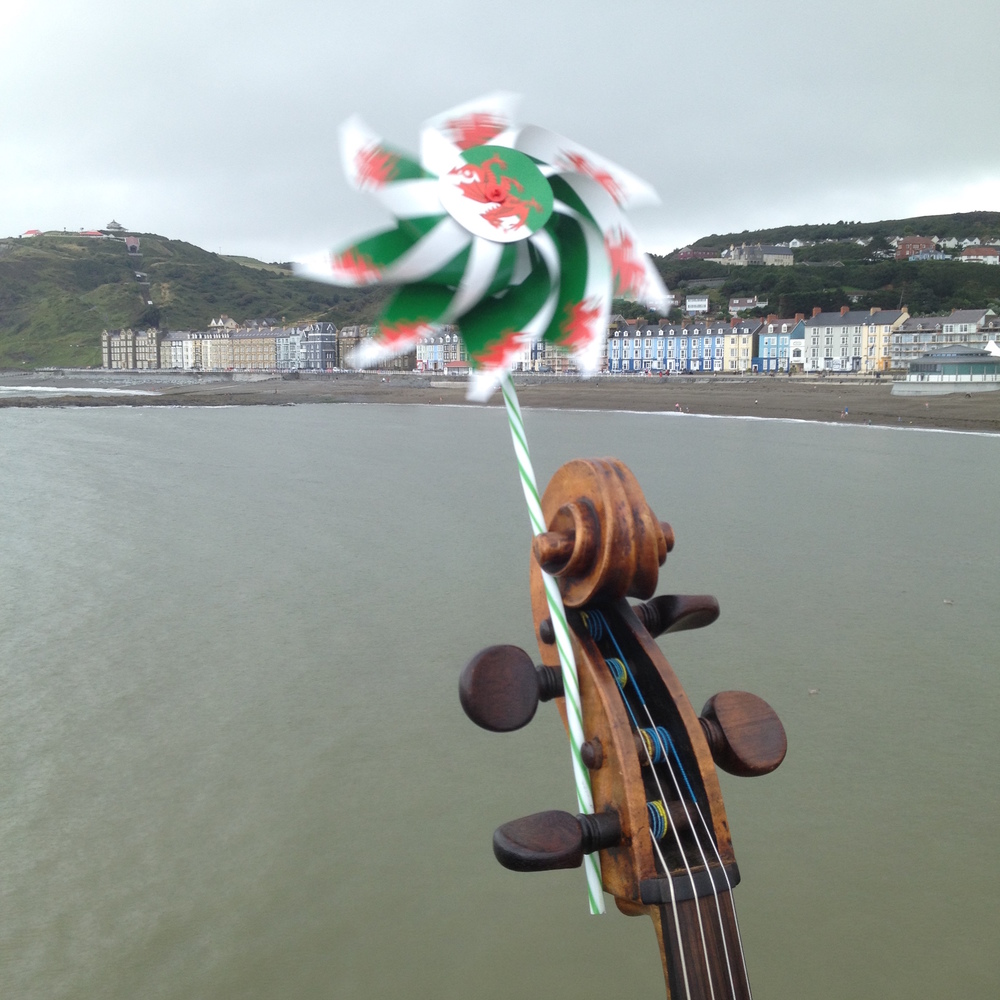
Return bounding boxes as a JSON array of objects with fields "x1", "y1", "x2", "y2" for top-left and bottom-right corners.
[
  {"x1": 755, "y1": 316, "x2": 804, "y2": 372},
  {"x1": 607, "y1": 322, "x2": 729, "y2": 374}
]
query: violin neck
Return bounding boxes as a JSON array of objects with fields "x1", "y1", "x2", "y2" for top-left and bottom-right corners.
[{"x1": 650, "y1": 893, "x2": 751, "y2": 1000}]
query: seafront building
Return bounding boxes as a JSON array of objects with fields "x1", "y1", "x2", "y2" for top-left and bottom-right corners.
[
  {"x1": 607, "y1": 321, "x2": 740, "y2": 374},
  {"x1": 892, "y1": 345, "x2": 1000, "y2": 395},
  {"x1": 891, "y1": 309, "x2": 999, "y2": 368},
  {"x1": 102, "y1": 327, "x2": 162, "y2": 369},
  {"x1": 803, "y1": 307, "x2": 908, "y2": 373},
  {"x1": 102, "y1": 305, "x2": 1000, "y2": 377},
  {"x1": 758, "y1": 316, "x2": 805, "y2": 372},
  {"x1": 103, "y1": 320, "x2": 418, "y2": 372}
]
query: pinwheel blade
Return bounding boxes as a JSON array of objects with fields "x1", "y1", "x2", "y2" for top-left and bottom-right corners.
[
  {"x1": 548, "y1": 174, "x2": 670, "y2": 313},
  {"x1": 348, "y1": 283, "x2": 456, "y2": 368},
  {"x1": 515, "y1": 124, "x2": 660, "y2": 210},
  {"x1": 341, "y1": 115, "x2": 434, "y2": 191},
  {"x1": 541, "y1": 212, "x2": 613, "y2": 374},
  {"x1": 460, "y1": 240, "x2": 558, "y2": 400},
  {"x1": 420, "y1": 92, "x2": 521, "y2": 175},
  {"x1": 604, "y1": 225, "x2": 670, "y2": 312},
  {"x1": 295, "y1": 216, "x2": 471, "y2": 288}
]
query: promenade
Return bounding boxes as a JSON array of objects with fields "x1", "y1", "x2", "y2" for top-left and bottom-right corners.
[{"x1": 2, "y1": 370, "x2": 999, "y2": 434}]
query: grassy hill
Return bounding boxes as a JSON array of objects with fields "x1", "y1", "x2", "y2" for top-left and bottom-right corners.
[
  {"x1": 688, "y1": 211, "x2": 1000, "y2": 249},
  {"x1": 656, "y1": 212, "x2": 1000, "y2": 320},
  {"x1": 0, "y1": 232, "x2": 385, "y2": 367}
]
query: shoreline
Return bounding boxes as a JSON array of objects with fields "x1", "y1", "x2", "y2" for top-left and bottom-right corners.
[{"x1": 2, "y1": 370, "x2": 1000, "y2": 434}]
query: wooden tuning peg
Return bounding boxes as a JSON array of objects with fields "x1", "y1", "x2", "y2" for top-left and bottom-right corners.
[
  {"x1": 459, "y1": 645, "x2": 563, "y2": 733},
  {"x1": 699, "y1": 691, "x2": 787, "y2": 777},
  {"x1": 493, "y1": 809, "x2": 622, "y2": 872},
  {"x1": 633, "y1": 594, "x2": 720, "y2": 637}
]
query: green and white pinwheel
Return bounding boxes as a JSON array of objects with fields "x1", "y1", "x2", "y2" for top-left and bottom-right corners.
[{"x1": 297, "y1": 94, "x2": 669, "y2": 399}]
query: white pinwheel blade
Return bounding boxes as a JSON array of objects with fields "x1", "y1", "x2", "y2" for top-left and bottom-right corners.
[
  {"x1": 339, "y1": 115, "x2": 438, "y2": 217},
  {"x1": 294, "y1": 216, "x2": 471, "y2": 288},
  {"x1": 420, "y1": 92, "x2": 521, "y2": 176},
  {"x1": 516, "y1": 124, "x2": 660, "y2": 210},
  {"x1": 550, "y1": 172, "x2": 669, "y2": 312}
]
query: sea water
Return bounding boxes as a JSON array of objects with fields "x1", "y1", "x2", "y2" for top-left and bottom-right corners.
[{"x1": 1, "y1": 404, "x2": 997, "y2": 1000}]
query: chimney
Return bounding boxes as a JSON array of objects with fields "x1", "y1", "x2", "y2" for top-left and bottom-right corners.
[
  {"x1": 812, "y1": 306, "x2": 822, "y2": 317},
  {"x1": 794, "y1": 312, "x2": 805, "y2": 322},
  {"x1": 766, "y1": 313, "x2": 778, "y2": 323},
  {"x1": 870, "y1": 306, "x2": 879, "y2": 315},
  {"x1": 840, "y1": 305, "x2": 849, "y2": 315}
]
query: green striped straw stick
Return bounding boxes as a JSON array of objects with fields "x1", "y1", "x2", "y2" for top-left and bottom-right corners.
[{"x1": 499, "y1": 373, "x2": 605, "y2": 915}]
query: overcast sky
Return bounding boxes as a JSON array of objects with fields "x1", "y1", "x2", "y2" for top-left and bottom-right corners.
[{"x1": 2, "y1": 0, "x2": 998, "y2": 262}]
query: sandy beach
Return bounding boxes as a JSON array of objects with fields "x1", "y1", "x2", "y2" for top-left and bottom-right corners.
[{"x1": 2, "y1": 370, "x2": 999, "y2": 434}]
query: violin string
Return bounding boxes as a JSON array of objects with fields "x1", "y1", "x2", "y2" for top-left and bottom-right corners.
[
  {"x1": 589, "y1": 620, "x2": 713, "y2": 1000},
  {"x1": 605, "y1": 614, "x2": 748, "y2": 1000},
  {"x1": 617, "y1": 615, "x2": 752, "y2": 1000},
  {"x1": 601, "y1": 655, "x2": 719, "y2": 1000},
  {"x1": 603, "y1": 654, "x2": 695, "y2": 1000},
  {"x1": 595, "y1": 610, "x2": 748, "y2": 1000},
  {"x1": 672, "y1": 789, "x2": 753, "y2": 1000}
]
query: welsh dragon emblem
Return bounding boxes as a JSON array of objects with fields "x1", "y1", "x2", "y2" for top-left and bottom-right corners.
[{"x1": 447, "y1": 154, "x2": 542, "y2": 234}]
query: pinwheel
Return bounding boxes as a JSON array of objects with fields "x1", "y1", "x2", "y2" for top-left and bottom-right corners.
[{"x1": 296, "y1": 93, "x2": 669, "y2": 399}]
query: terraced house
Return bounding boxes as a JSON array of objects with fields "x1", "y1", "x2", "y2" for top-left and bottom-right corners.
[
  {"x1": 756, "y1": 316, "x2": 805, "y2": 372},
  {"x1": 607, "y1": 321, "x2": 736, "y2": 374},
  {"x1": 860, "y1": 309, "x2": 908, "y2": 373},
  {"x1": 149, "y1": 322, "x2": 340, "y2": 371},
  {"x1": 725, "y1": 318, "x2": 762, "y2": 372},
  {"x1": 101, "y1": 327, "x2": 161, "y2": 369},
  {"x1": 804, "y1": 307, "x2": 892, "y2": 373},
  {"x1": 891, "y1": 309, "x2": 1000, "y2": 367}
]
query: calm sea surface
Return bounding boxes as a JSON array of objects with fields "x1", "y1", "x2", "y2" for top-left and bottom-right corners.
[{"x1": 1, "y1": 404, "x2": 997, "y2": 1000}]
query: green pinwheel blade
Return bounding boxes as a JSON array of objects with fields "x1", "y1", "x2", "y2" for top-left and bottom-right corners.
[
  {"x1": 379, "y1": 282, "x2": 455, "y2": 330},
  {"x1": 541, "y1": 211, "x2": 612, "y2": 362},
  {"x1": 349, "y1": 282, "x2": 457, "y2": 368},
  {"x1": 457, "y1": 242, "x2": 553, "y2": 368},
  {"x1": 349, "y1": 216, "x2": 442, "y2": 271},
  {"x1": 548, "y1": 175, "x2": 601, "y2": 230}
]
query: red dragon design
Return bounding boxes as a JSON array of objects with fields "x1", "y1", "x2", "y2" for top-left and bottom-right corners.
[
  {"x1": 560, "y1": 151, "x2": 625, "y2": 205},
  {"x1": 605, "y1": 229, "x2": 645, "y2": 298},
  {"x1": 475, "y1": 330, "x2": 528, "y2": 370},
  {"x1": 354, "y1": 144, "x2": 399, "y2": 189},
  {"x1": 332, "y1": 249, "x2": 382, "y2": 284},
  {"x1": 376, "y1": 320, "x2": 432, "y2": 349},
  {"x1": 559, "y1": 298, "x2": 604, "y2": 350},
  {"x1": 447, "y1": 155, "x2": 541, "y2": 233},
  {"x1": 443, "y1": 112, "x2": 507, "y2": 150}
]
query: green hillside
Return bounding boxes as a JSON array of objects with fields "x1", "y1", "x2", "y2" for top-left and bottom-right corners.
[
  {"x1": 689, "y1": 211, "x2": 1000, "y2": 249},
  {"x1": 656, "y1": 212, "x2": 1000, "y2": 320},
  {"x1": 0, "y1": 232, "x2": 385, "y2": 367}
]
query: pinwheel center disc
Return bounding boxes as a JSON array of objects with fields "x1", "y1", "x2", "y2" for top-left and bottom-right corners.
[{"x1": 438, "y1": 145, "x2": 553, "y2": 244}]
